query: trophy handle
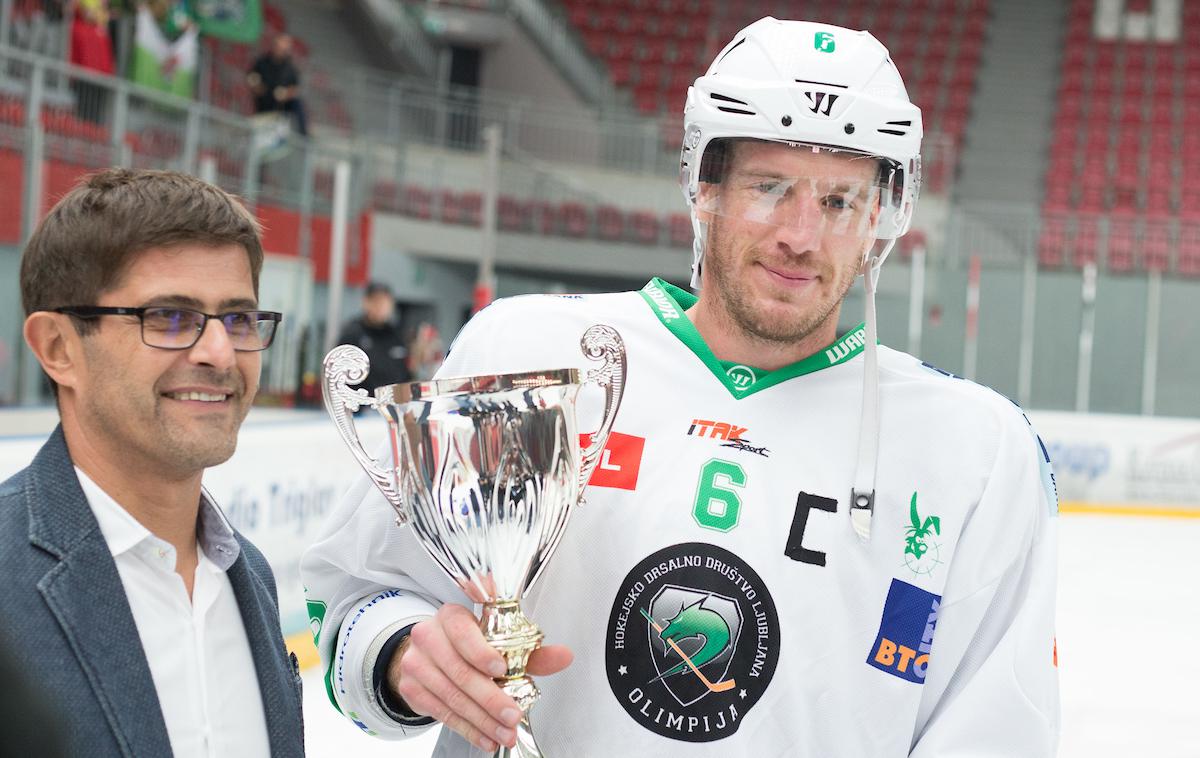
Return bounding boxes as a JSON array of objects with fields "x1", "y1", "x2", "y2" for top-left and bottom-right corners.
[
  {"x1": 322, "y1": 345, "x2": 406, "y2": 515},
  {"x1": 577, "y1": 324, "x2": 627, "y2": 495}
]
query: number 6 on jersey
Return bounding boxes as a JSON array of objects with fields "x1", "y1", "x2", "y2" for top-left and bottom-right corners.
[{"x1": 692, "y1": 459, "x2": 746, "y2": 532}]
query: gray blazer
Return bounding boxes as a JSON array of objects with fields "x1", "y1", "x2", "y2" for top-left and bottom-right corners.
[{"x1": 0, "y1": 427, "x2": 305, "y2": 757}]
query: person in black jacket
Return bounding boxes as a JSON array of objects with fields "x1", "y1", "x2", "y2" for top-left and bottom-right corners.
[
  {"x1": 337, "y1": 281, "x2": 412, "y2": 394},
  {"x1": 247, "y1": 34, "x2": 308, "y2": 136}
]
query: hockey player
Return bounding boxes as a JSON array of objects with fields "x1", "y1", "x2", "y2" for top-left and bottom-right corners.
[{"x1": 301, "y1": 17, "x2": 1060, "y2": 757}]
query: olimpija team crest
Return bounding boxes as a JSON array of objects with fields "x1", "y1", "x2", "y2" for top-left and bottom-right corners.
[
  {"x1": 643, "y1": 587, "x2": 741, "y2": 708},
  {"x1": 902, "y1": 492, "x2": 943, "y2": 577},
  {"x1": 605, "y1": 543, "x2": 779, "y2": 743}
]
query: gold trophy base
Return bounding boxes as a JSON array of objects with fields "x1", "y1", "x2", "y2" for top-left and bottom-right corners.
[{"x1": 480, "y1": 601, "x2": 546, "y2": 757}]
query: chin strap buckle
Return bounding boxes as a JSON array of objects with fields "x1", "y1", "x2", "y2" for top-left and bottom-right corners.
[{"x1": 850, "y1": 489, "x2": 874, "y2": 541}]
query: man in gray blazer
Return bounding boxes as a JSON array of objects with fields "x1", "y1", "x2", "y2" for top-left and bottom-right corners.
[{"x1": 1, "y1": 168, "x2": 304, "y2": 756}]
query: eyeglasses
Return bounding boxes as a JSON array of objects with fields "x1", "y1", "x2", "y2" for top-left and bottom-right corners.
[{"x1": 54, "y1": 306, "x2": 283, "y2": 352}]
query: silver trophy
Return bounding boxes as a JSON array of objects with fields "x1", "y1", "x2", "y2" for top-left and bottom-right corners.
[{"x1": 323, "y1": 324, "x2": 626, "y2": 757}]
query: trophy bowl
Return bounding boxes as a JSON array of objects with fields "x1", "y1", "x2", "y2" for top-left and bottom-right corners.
[{"x1": 323, "y1": 324, "x2": 626, "y2": 757}]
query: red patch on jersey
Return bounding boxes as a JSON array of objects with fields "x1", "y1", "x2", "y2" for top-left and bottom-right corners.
[
  {"x1": 1053, "y1": 637, "x2": 1058, "y2": 668},
  {"x1": 580, "y1": 432, "x2": 644, "y2": 491}
]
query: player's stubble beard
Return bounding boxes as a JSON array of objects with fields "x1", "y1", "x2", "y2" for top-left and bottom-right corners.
[{"x1": 704, "y1": 219, "x2": 863, "y2": 349}]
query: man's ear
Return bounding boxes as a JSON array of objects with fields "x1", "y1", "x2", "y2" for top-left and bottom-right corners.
[
  {"x1": 694, "y1": 183, "x2": 721, "y2": 225},
  {"x1": 23, "y1": 312, "x2": 83, "y2": 393}
]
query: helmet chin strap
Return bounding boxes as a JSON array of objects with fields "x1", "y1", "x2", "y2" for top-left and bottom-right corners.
[
  {"x1": 850, "y1": 238, "x2": 896, "y2": 540},
  {"x1": 690, "y1": 213, "x2": 707, "y2": 289}
]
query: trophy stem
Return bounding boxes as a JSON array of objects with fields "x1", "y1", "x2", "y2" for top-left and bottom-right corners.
[
  {"x1": 496, "y1": 714, "x2": 541, "y2": 758},
  {"x1": 480, "y1": 601, "x2": 546, "y2": 757}
]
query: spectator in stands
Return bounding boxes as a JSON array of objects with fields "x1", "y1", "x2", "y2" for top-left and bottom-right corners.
[
  {"x1": 336, "y1": 281, "x2": 413, "y2": 394},
  {"x1": 6, "y1": 168, "x2": 304, "y2": 757},
  {"x1": 247, "y1": 33, "x2": 308, "y2": 136},
  {"x1": 68, "y1": 0, "x2": 115, "y2": 122}
]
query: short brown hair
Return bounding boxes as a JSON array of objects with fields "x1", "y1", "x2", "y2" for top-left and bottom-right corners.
[{"x1": 20, "y1": 168, "x2": 264, "y2": 333}]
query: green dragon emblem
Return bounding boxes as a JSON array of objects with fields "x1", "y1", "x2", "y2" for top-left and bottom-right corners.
[
  {"x1": 641, "y1": 597, "x2": 731, "y2": 681},
  {"x1": 904, "y1": 492, "x2": 941, "y2": 560}
]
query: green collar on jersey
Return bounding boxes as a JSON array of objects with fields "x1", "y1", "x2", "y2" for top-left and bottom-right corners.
[{"x1": 638, "y1": 278, "x2": 868, "y2": 399}]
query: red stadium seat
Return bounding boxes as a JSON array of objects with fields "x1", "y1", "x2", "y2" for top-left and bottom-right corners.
[
  {"x1": 596, "y1": 205, "x2": 626, "y2": 240},
  {"x1": 610, "y1": 33, "x2": 638, "y2": 61},
  {"x1": 634, "y1": 86, "x2": 660, "y2": 114},
  {"x1": 1178, "y1": 224, "x2": 1200, "y2": 276},
  {"x1": 1142, "y1": 216, "x2": 1172, "y2": 272},
  {"x1": 561, "y1": 202, "x2": 591, "y2": 238},
  {"x1": 536, "y1": 202, "x2": 562, "y2": 235},
  {"x1": 668, "y1": 212, "x2": 693, "y2": 248},
  {"x1": 1073, "y1": 214, "x2": 1102, "y2": 266},
  {"x1": 372, "y1": 181, "x2": 400, "y2": 213},
  {"x1": 401, "y1": 186, "x2": 433, "y2": 220},
  {"x1": 498, "y1": 196, "x2": 533, "y2": 232},
  {"x1": 439, "y1": 191, "x2": 482, "y2": 227},
  {"x1": 582, "y1": 30, "x2": 608, "y2": 56},
  {"x1": 568, "y1": 5, "x2": 590, "y2": 28},
  {"x1": 1107, "y1": 213, "x2": 1137, "y2": 273},
  {"x1": 1078, "y1": 183, "x2": 1107, "y2": 212},
  {"x1": 629, "y1": 211, "x2": 660, "y2": 244},
  {"x1": 639, "y1": 37, "x2": 669, "y2": 64}
]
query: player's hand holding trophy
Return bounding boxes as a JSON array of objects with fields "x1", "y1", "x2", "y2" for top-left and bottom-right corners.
[{"x1": 322, "y1": 324, "x2": 627, "y2": 757}]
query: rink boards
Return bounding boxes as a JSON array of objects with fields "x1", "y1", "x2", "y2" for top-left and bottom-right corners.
[{"x1": 2, "y1": 405, "x2": 1199, "y2": 666}]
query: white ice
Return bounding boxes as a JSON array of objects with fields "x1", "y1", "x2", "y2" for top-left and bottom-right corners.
[{"x1": 302, "y1": 514, "x2": 1200, "y2": 757}]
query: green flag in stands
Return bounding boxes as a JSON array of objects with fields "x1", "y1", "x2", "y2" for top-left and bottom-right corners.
[
  {"x1": 193, "y1": 0, "x2": 263, "y2": 44},
  {"x1": 131, "y1": 5, "x2": 198, "y2": 98}
]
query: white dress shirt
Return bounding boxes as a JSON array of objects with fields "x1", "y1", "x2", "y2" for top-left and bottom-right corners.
[{"x1": 76, "y1": 467, "x2": 271, "y2": 758}]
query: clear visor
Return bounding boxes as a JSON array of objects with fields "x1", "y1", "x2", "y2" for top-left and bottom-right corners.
[{"x1": 695, "y1": 139, "x2": 895, "y2": 242}]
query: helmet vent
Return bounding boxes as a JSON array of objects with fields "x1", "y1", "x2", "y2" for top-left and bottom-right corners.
[
  {"x1": 710, "y1": 92, "x2": 755, "y2": 116},
  {"x1": 794, "y1": 79, "x2": 848, "y2": 89},
  {"x1": 717, "y1": 37, "x2": 746, "y2": 63},
  {"x1": 878, "y1": 120, "x2": 912, "y2": 136}
]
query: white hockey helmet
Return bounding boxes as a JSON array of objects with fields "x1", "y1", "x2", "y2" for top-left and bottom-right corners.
[{"x1": 680, "y1": 17, "x2": 923, "y2": 285}]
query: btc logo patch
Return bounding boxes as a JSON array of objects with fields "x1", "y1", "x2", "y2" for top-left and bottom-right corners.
[{"x1": 867, "y1": 579, "x2": 940, "y2": 684}]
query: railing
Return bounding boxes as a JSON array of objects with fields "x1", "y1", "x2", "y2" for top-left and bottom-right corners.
[
  {"x1": 357, "y1": 0, "x2": 439, "y2": 78},
  {"x1": 208, "y1": 47, "x2": 962, "y2": 190},
  {"x1": 506, "y1": 0, "x2": 618, "y2": 106}
]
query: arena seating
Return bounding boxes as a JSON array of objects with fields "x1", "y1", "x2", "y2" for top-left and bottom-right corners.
[
  {"x1": 1039, "y1": 0, "x2": 1200, "y2": 276},
  {"x1": 560, "y1": 0, "x2": 988, "y2": 192}
]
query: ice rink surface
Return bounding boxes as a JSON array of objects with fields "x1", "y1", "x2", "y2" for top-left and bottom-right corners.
[{"x1": 302, "y1": 514, "x2": 1200, "y2": 758}]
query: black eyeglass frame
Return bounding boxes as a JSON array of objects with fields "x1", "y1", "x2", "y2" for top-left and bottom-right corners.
[{"x1": 53, "y1": 305, "x2": 284, "y2": 352}]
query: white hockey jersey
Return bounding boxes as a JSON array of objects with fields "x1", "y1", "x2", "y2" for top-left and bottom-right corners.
[{"x1": 301, "y1": 279, "x2": 1060, "y2": 757}]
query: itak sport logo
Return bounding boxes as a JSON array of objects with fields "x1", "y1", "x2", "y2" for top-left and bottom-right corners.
[
  {"x1": 686, "y1": 418, "x2": 769, "y2": 457},
  {"x1": 606, "y1": 543, "x2": 780, "y2": 742}
]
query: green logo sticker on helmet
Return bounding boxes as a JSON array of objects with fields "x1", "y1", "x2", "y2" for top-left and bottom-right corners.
[{"x1": 814, "y1": 31, "x2": 836, "y2": 53}]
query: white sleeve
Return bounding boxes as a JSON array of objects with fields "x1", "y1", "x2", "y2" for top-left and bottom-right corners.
[
  {"x1": 299, "y1": 300, "x2": 533, "y2": 739},
  {"x1": 909, "y1": 412, "x2": 1060, "y2": 757}
]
